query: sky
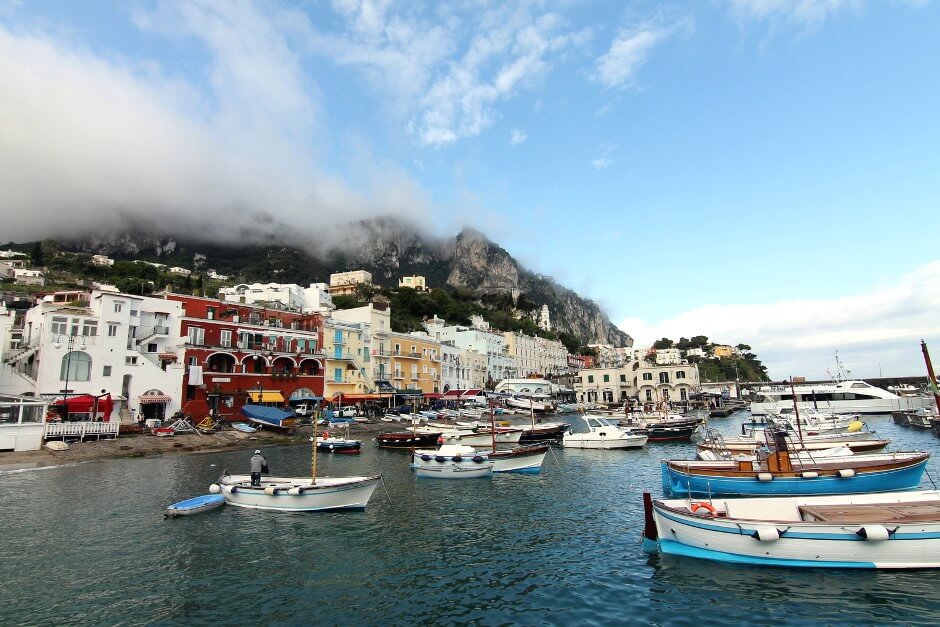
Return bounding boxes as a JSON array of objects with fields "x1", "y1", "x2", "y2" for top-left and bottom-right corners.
[{"x1": 1, "y1": 0, "x2": 938, "y2": 380}]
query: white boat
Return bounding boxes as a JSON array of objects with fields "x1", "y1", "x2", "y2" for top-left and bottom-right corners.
[
  {"x1": 414, "y1": 443, "x2": 547, "y2": 474},
  {"x1": 561, "y1": 415, "x2": 648, "y2": 450},
  {"x1": 411, "y1": 445, "x2": 494, "y2": 479},
  {"x1": 506, "y1": 396, "x2": 552, "y2": 413},
  {"x1": 750, "y1": 380, "x2": 931, "y2": 416},
  {"x1": 211, "y1": 474, "x2": 380, "y2": 511},
  {"x1": 643, "y1": 490, "x2": 940, "y2": 569}
]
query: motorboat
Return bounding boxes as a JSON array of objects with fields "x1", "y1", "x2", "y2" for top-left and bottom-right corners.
[
  {"x1": 750, "y1": 380, "x2": 930, "y2": 416},
  {"x1": 506, "y1": 396, "x2": 553, "y2": 413},
  {"x1": 315, "y1": 436, "x2": 362, "y2": 454},
  {"x1": 411, "y1": 445, "x2": 494, "y2": 479},
  {"x1": 892, "y1": 407, "x2": 937, "y2": 429},
  {"x1": 642, "y1": 490, "x2": 940, "y2": 569},
  {"x1": 375, "y1": 431, "x2": 442, "y2": 449},
  {"x1": 211, "y1": 473, "x2": 381, "y2": 511},
  {"x1": 562, "y1": 415, "x2": 648, "y2": 450},
  {"x1": 518, "y1": 422, "x2": 570, "y2": 442},
  {"x1": 620, "y1": 412, "x2": 705, "y2": 442},
  {"x1": 663, "y1": 431, "x2": 929, "y2": 497}
]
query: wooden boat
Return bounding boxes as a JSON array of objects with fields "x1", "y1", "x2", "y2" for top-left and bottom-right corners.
[
  {"x1": 414, "y1": 443, "x2": 548, "y2": 474},
  {"x1": 697, "y1": 434, "x2": 890, "y2": 456},
  {"x1": 518, "y1": 422, "x2": 569, "y2": 442},
  {"x1": 375, "y1": 431, "x2": 442, "y2": 449},
  {"x1": 315, "y1": 436, "x2": 362, "y2": 454},
  {"x1": 562, "y1": 415, "x2": 648, "y2": 450},
  {"x1": 642, "y1": 490, "x2": 940, "y2": 569},
  {"x1": 165, "y1": 494, "x2": 225, "y2": 517},
  {"x1": 211, "y1": 474, "x2": 380, "y2": 511},
  {"x1": 152, "y1": 427, "x2": 175, "y2": 437},
  {"x1": 506, "y1": 396, "x2": 552, "y2": 413},
  {"x1": 664, "y1": 431, "x2": 929, "y2": 497},
  {"x1": 411, "y1": 445, "x2": 494, "y2": 479},
  {"x1": 620, "y1": 414, "x2": 704, "y2": 442}
]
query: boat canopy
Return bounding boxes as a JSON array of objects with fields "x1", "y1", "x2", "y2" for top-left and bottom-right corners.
[{"x1": 241, "y1": 404, "x2": 294, "y2": 425}]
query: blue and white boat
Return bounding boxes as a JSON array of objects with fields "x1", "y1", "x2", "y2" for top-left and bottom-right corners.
[
  {"x1": 164, "y1": 494, "x2": 225, "y2": 517},
  {"x1": 241, "y1": 404, "x2": 299, "y2": 431},
  {"x1": 662, "y1": 451, "x2": 929, "y2": 497},
  {"x1": 642, "y1": 490, "x2": 940, "y2": 569}
]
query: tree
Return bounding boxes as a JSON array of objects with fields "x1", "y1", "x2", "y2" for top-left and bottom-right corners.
[
  {"x1": 30, "y1": 241, "x2": 44, "y2": 266},
  {"x1": 653, "y1": 338, "x2": 674, "y2": 350},
  {"x1": 736, "y1": 343, "x2": 751, "y2": 351},
  {"x1": 689, "y1": 335, "x2": 709, "y2": 348}
]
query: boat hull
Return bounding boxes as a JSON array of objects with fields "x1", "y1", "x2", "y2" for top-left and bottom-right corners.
[
  {"x1": 562, "y1": 434, "x2": 648, "y2": 449},
  {"x1": 376, "y1": 432, "x2": 442, "y2": 449},
  {"x1": 662, "y1": 457, "x2": 929, "y2": 497},
  {"x1": 214, "y1": 475, "x2": 380, "y2": 511},
  {"x1": 165, "y1": 494, "x2": 225, "y2": 517},
  {"x1": 413, "y1": 462, "x2": 493, "y2": 479},
  {"x1": 490, "y1": 445, "x2": 548, "y2": 473},
  {"x1": 646, "y1": 491, "x2": 940, "y2": 569}
]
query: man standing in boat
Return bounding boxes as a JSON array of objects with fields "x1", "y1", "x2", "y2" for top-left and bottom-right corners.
[{"x1": 249, "y1": 449, "x2": 268, "y2": 486}]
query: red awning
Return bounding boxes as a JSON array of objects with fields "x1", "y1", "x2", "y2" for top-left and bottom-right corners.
[
  {"x1": 330, "y1": 393, "x2": 389, "y2": 401},
  {"x1": 423, "y1": 393, "x2": 442, "y2": 399},
  {"x1": 462, "y1": 389, "x2": 483, "y2": 397},
  {"x1": 442, "y1": 390, "x2": 462, "y2": 397},
  {"x1": 139, "y1": 394, "x2": 172, "y2": 404}
]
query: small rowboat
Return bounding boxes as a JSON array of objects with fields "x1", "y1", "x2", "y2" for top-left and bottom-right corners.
[
  {"x1": 231, "y1": 422, "x2": 257, "y2": 433},
  {"x1": 164, "y1": 494, "x2": 225, "y2": 517},
  {"x1": 152, "y1": 427, "x2": 175, "y2": 437}
]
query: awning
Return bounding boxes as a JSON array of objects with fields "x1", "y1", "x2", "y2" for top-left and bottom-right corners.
[
  {"x1": 248, "y1": 391, "x2": 285, "y2": 403},
  {"x1": 139, "y1": 394, "x2": 172, "y2": 404},
  {"x1": 332, "y1": 393, "x2": 388, "y2": 401},
  {"x1": 423, "y1": 393, "x2": 442, "y2": 399}
]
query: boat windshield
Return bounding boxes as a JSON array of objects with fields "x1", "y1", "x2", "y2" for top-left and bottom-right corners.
[{"x1": 584, "y1": 416, "x2": 613, "y2": 428}]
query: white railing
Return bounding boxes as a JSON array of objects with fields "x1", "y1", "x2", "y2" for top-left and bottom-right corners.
[{"x1": 44, "y1": 421, "x2": 121, "y2": 441}]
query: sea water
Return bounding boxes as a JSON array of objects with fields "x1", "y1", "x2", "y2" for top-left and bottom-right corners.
[{"x1": 1, "y1": 414, "x2": 938, "y2": 625}]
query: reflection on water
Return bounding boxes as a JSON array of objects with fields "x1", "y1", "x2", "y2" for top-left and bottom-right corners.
[{"x1": 0, "y1": 413, "x2": 937, "y2": 624}]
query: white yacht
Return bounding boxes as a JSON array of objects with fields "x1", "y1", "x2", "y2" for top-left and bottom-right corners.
[{"x1": 750, "y1": 380, "x2": 930, "y2": 416}]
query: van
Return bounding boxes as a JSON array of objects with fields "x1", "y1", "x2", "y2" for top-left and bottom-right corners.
[{"x1": 336, "y1": 406, "x2": 358, "y2": 418}]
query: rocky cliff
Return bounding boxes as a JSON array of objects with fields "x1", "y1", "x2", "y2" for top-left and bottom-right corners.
[{"x1": 55, "y1": 219, "x2": 631, "y2": 346}]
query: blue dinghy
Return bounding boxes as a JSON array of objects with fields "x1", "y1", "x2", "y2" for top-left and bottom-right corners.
[
  {"x1": 165, "y1": 494, "x2": 225, "y2": 517},
  {"x1": 231, "y1": 422, "x2": 257, "y2": 433}
]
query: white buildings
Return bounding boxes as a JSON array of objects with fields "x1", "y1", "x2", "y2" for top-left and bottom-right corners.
[
  {"x1": 655, "y1": 348, "x2": 681, "y2": 365},
  {"x1": 169, "y1": 267, "x2": 191, "y2": 276},
  {"x1": 574, "y1": 358, "x2": 701, "y2": 405},
  {"x1": 91, "y1": 255, "x2": 114, "y2": 267},
  {"x1": 398, "y1": 275, "x2": 427, "y2": 290},
  {"x1": 2, "y1": 290, "x2": 187, "y2": 421},
  {"x1": 425, "y1": 316, "x2": 514, "y2": 384},
  {"x1": 504, "y1": 331, "x2": 567, "y2": 379},
  {"x1": 219, "y1": 282, "x2": 334, "y2": 313},
  {"x1": 328, "y1": 270, "x2": 373, "y2": 296}
]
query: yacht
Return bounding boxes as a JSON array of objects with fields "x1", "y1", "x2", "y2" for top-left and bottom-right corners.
[{"x1": 750, "y1": 380, "x2": 930, "y2": 416}]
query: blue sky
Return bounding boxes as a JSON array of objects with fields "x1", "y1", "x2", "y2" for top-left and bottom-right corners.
[{"x1": 1, "y1": 1, "x2": 938, "y2": 379}]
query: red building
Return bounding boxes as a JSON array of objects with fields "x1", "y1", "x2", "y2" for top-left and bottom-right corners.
[{"x1": 166, "y1": 294, "x2": 325, "y2": 421}]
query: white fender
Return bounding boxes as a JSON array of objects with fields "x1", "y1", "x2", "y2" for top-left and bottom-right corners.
[
  {"x1": 209, "y1": 483, "x2": 221, "y2": 494},
  {"x1": 264, "y1": 486, "x2": 279, "y2": 496},
  {"x1": 857, "y1": 525, "x2": 890, "y2": 541},
  {"x1": 287, "y1": 487, "x2": 304, "y2": 496},
  {"x1": 752, "y1": 526, "x2": 780, "y2": 542},
  {"x1": 801, "y1": 471, "x2": 819, "y2": 479},
  {"x1": 222, "y1": 485, "x2": 237, "y2": 494},
  {"x1": 757, "y1": 472, "x2": 774, "y2": 482},
  {"x1": 837, "y1": 468, "x2": 856, "y2": 478}
]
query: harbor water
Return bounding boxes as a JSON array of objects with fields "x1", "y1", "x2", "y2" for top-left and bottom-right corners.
[{"x1": 1, "y1": 414, "x2": 939, "y2": 625}]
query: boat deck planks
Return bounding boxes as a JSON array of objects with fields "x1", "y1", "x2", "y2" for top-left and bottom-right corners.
[{"x1": 799, "y1": 501, "x2": 940, "y2": 523}]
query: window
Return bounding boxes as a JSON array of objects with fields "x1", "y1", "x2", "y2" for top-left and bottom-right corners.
[
  {"x1": 680, "y1": 389, "x2": 688, "y2": 401},
  {"x1": 334, "y1": 368, "x2": 343, "y2": 383},
  {"x1": 147, "y1": 343, "x2": 158, "y2": 353},
  {"x1": 51, "y1": 316, "x2": 68, "y2": 336},
  {"x1": 59, "y1": 352, "x2": 91, "y2": 381},
  {"x1": 220, "y1": 330, "x2": 232, "y2": 348},
  {"x1": 588, "y1": 375, "x2": 594, "y2": 383},
  {"x1": 659, "y1": 372, "x2": 670, "y2": 384},
  {"x1": 676, "y1": 371, "x2": 685, "y2": 379},
  {"x1": 107, "y1": 323, "x2": 119, "y2": 337},
  {"x1": 103, "y1": 365, "x2": 112, "y2": 377},
  {"x1": 642, "y1": 373, "x2": 653, "y2": 381},
  {"x1": 114, "y1": 302, "x2": 123, "y2": 313},
  {"x1": 603, "y1": 374, "x2": 610, "y2": 383},
  {"x1": 411, "y1": 365, "x2": 418, "y2": 379},
  {"x1": 645, "y1": 389, "x2": 653, "y2": 401},
  {"x1": 620, "y1": 374, "x2": 626, "y2": 382},
  {"x1": 188, "y1": 356, "x2": 197, "y2": 366},
  {"x1": 207, "y1": 307, "x2": 216, "y2": 320},
  {"x1": 81, "y1": 321, "x2": 97, "y2": 337},
  {"x1": 188, "y1": 327, "x2": 205, "y2": 346},
  {"x1": 130, "y1": 308, "x2": 139, "y2": 317},
  {"x1": 126, "y1": 356, "x2": 138, "y2": 365},
  {"x1": 423, "y1": 365, "x2": 428, "y2": 373}
]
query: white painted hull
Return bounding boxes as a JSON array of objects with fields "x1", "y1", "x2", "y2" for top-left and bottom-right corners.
[
  {"x1": 649, "y1": 490, "x2": 940, "y2": 569},
  {"x1": 490, "y1": 448, "x2": 547, "y2": 473},
  {"x1": 414, "y1": 463, "x2": 493, "y2": 479},
  {"x1": 562, "y1": 434, "x2": 648, "y2": 449},
  {"x1": 214, "y1": 475, "x2": 380, "y2": 511}
]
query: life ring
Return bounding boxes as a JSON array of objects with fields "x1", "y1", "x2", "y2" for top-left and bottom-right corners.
[{"x1": 690, "y1": 502, "x2": 717, "y2": 517}]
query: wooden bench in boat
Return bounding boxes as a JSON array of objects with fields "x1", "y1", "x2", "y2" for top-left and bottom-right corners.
[{"x1": 798, "y1": 501, "x2": 940, "y2": 523}]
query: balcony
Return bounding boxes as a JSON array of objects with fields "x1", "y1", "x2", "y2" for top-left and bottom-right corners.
[
  {"x1": 327, "y1": 377, "x2": 357, "y2": 385},
  {"x1": 392, "y1": 373, "x2": 404, "y2": 380},
  {"x1": 393, "y1": 351, "x2": 421, "y2": 359}
]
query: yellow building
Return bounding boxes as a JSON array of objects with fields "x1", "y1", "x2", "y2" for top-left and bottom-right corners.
[
  {"x1": 328, "y1": 270, "x2": 373, "y2": 297},
  {"x1": 322, "y1": 319, "x2": 372, "y2": 400},
  {"x1": 712, "y1": 345, "x2": 734, "y2": 358},
  {"x1": 398, "y1": 275, "x2": 427, "y2": 291},
  {"x1": 389, "y1": 332, "x2": 442, "y2": 394}
]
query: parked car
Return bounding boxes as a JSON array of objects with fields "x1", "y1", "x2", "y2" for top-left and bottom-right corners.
[
  {"x1": 294, "y1": 403, "x2": 315, "y2": 417},
  {"x1": 336, "y1": 406, "x2": 358, "y2": 418}
]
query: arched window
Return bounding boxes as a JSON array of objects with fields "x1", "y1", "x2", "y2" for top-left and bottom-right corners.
[{"x1": 61, "y1": 351, "x2": 91, "y2": 382}]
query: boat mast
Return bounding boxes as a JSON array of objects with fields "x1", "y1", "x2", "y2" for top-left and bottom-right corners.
[
  {"x1": 789, "y1": 378, "x2": 803, "y2": 443},
  {"x1": 311, "y1": 405, "x2": 319, "y2": 484},
  {"x1": 490, "y1": 398, "x2": 497, "y2": 451},
  {"x1": 921, "y1": 340, "x2": 940, "y2": 414}
]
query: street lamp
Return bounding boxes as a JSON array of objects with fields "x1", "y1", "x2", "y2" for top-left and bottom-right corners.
[{"x1": 53, "y1": 333, "x2": 88, "y2": 422}]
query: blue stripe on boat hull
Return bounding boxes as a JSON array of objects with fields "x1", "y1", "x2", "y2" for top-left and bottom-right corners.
[
  {"x1": 662, "y1": 461, "x2": 927, "y2": 497},
  {"x1": 655, "y1": 539, "x2": 878, "y2": 569}
]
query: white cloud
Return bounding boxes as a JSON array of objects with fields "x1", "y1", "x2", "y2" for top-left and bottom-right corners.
[
  {"x1": 591, "y1": 19, "x2": 690, "y2": 90},
  {"x1": 591, "y1": 142, "x2": 618, "y2": 170},
  {"x1": 619, "y1": 261, "x2": 940, "y2": 380},
  {"x1": 312, "y1": 4, "x2": 592, "y2": 146},
  {"x1": 510, "y1": 128, "x2": 527, "y2": 145},
  {"x1": 0, "y1": 2, "x2": 433, "y2": 245},
  {"x1": 724, "y1": 0, "x2": 863, "y2": 29}
]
